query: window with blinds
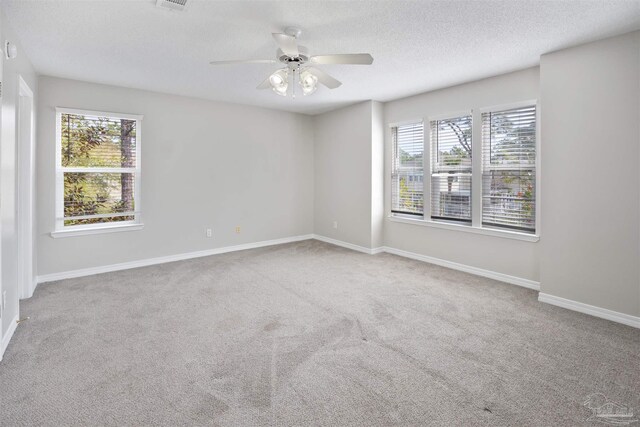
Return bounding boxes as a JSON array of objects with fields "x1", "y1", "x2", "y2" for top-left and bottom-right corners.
[
  {"x1": 482, "y1": 105, "x2": 536, "y2": 232},
  {"x1": 391, "y1": 122, "x2": 424, "y2": 216},
  {"x1": 430, "y1": 115, "x2": 472, "y2": 223},
  {"x1": 56, "y1": 109, "x2": 141, "y2": 230}
]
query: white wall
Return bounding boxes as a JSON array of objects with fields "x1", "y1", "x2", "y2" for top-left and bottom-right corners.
[
  {"x1": 37, "y1": 77, "x2": 314, "y2": 276},
  {"x1": 540, "y1": 31, "x2": 640, "y2": 317},
  {"x1": 313, "y1": 101, "x2": 381, "y2": 249},
  {"x1": 1, "y1": 14, "x2": 38, "y2": 340},
  {"x1": 383, "y1": 68, "x2": 541, "y2": 282}
]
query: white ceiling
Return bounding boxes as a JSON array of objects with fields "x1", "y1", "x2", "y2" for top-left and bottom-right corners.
[{"x1": 3, "y1": 0, "x2": 639, "y2": 115}]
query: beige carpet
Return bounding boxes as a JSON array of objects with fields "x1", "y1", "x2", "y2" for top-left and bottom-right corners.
[{"x1": 1, "y1": 240, "x2": 638, "y2": 426}]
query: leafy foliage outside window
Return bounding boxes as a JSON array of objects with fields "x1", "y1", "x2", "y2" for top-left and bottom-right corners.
[
  {"x1": 59, "y1": 113, "x2": 138, "y2": 227},
  {"x1": 398, "y1": 175, "x2": 423, "y2": 213}
]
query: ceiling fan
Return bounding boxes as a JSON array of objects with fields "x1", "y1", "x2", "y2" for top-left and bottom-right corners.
[{"x1": 209, "y1": 27, "x2": 374, "y2": 98}]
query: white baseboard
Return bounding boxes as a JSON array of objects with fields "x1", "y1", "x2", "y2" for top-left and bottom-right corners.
[
  {"x1": 34, "y1": 234, "x2": 636, "y2": 329},
  {"x1": 312, "y1": 234, "x2": 383, "y2": 255},
  {"x1": 1, "y1": 314, "x2": 19, "y2": 362},
  {"x1": 312, "y1": 236, "x2": 539, "y2": 291},
  {"x1": 538, "y1": 293, "x2": 640, "y2": 329},
  {"x1": 381, "y1": 246, "x2": 540, "y2": 291},
  {"x1": 37, "y1": 234, "x2": 314, "y2": 284},
  {"x1": 349, "y1": 241, "x2": 636, "y2": 329}
]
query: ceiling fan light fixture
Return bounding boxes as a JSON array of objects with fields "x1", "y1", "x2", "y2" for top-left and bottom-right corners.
[
  {"x1": 210, "y1": 28, "x2": 373, "y2": 99},
  {"x1": 299, "y1": 69, "x2": 318, "y2": 96},
  {"x1": 269, "y1": 69, "x2": 289, "y2": 96}
]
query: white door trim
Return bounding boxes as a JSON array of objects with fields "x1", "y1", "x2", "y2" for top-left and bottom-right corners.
[{"x1": 17, "y1": 75, "x2": 35, "y2": 299}]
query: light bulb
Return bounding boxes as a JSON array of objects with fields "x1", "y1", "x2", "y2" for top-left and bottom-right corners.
[
  {"x1": 273, "y1": 85, "x2": 288, "y2": 96},
  {"x1": 302, "y1": 84, "x2": 317, "y2": 96},
  {"x1": 269, "y1": 69, "x2": 289, "y2": 96},
  {"x1": 269, "y1": 74, "x2": 283, "y2": 86},
  {"x1": 299, "y1": 69, "x2": 318, "y2": 96}
]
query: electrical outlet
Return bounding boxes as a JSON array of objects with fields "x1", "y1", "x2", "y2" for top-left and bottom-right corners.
[
  {"x1": 235, "y1": 226, "x2": 241, "y2": 234},
  {"x1": 206, "y1": 228, "x2": 212, "y2": 238},
  {"x1": 2, "y1": 291, "x2": 6, "y2": 310},
  {"x1": 333, "y1": 221, "x2": 338, "y2": 229}
]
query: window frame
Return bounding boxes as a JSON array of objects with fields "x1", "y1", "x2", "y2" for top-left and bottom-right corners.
[
  {"x1": 428, "y1": 111, "x2": 473, "y2": 225},
  {"x1": 480, "y1": 103, "x2": 537, "y2": 233},
  {"x1": 52, "y1": 107, "x2": 144, "y2": 238},
  {"x1": 390, "y1": 120, "x2": 425, "y2": 218},
  {"x1": 389, "y1": 101, "x2": 539, "y2": 243}
]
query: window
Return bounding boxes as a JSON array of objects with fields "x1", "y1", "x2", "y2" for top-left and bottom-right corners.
[
  {"x1": 391, "y1": 122, "x2": 424, "y2": 216},
  {"x1": 389, "y1": 102, "x2": 538, "y2": 241},
  {"x1": 482, "y1": 105, "x2": 536, "y2": 233},
  {"x1": 430, "y1": 115, "x2": 472, "y2": 223},
  {"x1": 55, "y1": 108, "x2": 142, "y2": 234}
]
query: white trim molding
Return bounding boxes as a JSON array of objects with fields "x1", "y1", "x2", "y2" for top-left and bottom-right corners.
[
  {"x1": 312, "y1": 234, "x2": 383, "y2": 255},
  {"x1": 388, "y1": 215, "x2": 539, "y2": 242},
  {"x1": 56, "y1": 107, "x2": 143, "y2": 121},
  {"x1": 538, "y1": 293, "x2": 640, "y2": 329},
  {"x1": 382, "y1": 246, "x2": 540, "y2": 290},
  {"x1": 311, "y1": 236, "x2": 538, "y2": 290},
  {"x1": 38, "y1": 234, "x2": 314, "y2": 283},
  {"x1": 51, "y1": 223, "x2": 144, "y2": 238},
  {"x1": 1, "y1": 315, "x2": 19, "y2": 362},
  {"x1": 17, "y1": 75, "x2": 37, "y2": 300}
]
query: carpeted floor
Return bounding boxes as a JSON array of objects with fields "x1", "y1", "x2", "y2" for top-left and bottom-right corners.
[{"x1": 1, "y1": 240, "x2": 638, "y2": 426}]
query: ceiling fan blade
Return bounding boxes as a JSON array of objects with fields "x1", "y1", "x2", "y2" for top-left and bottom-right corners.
[
  {"x1": 272, "y1": 33, "x2": 299, "y2": 57},
  {"x1": 310, "y1": 53, "x2": 373, "y2": 65},
  {"x1": 210, "y1": 59, "x2": 276, "y2": 66},
  {"x1": 307, "y1": 67, "x2": 342, "y2": 89},
  {"x1": 257, "y1": 76, "x2": 272, "y2": 90}
]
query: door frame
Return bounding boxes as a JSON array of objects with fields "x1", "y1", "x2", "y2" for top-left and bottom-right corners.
[{"x1": 17, "y1": 74, "x2": 35, "y2": 299}]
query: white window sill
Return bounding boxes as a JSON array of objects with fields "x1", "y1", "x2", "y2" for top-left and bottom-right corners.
[
  {"x1": 388, "y1": 215, "x2": 539, "y2": 242},
  {"x1": 51, "y1": 223, "x2": 144, "y2": 238}
]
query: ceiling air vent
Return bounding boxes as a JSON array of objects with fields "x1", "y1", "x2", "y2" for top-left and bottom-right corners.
[{"x1": 156, "y1": 0, "x2": 189, "y2": 12}]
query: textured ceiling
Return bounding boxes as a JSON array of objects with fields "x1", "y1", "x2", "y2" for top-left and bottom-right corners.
[{"x1": 2, "y1": 0, "x2": 639, "y2": 115}]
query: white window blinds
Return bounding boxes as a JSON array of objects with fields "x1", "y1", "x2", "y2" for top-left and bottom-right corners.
[
  {"x1": 430, "y1": 115, "x2": 472, "y2": 223},
  {"x1": 482, "y1": 105, "x2": 536, "y2": 233},
  {"x1": 57, "y1": 110, "x2": 141, "y2": 229},
  {"x1": 391, "y1": 122, "x2": 424, "y2": 216}
]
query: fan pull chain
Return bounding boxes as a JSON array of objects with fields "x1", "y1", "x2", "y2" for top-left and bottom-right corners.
[{"x1": 292, "y1": 68, "x2": 296, "y2": 99}]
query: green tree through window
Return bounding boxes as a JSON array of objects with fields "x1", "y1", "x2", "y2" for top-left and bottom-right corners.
[{"x1": 59, "y1": 112, "x2": 139, "y2": 227}]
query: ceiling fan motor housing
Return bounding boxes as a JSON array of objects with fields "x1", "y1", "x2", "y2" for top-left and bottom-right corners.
[{"x1": 278, "y1": 46, "x2": 309, "y2": 67}]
